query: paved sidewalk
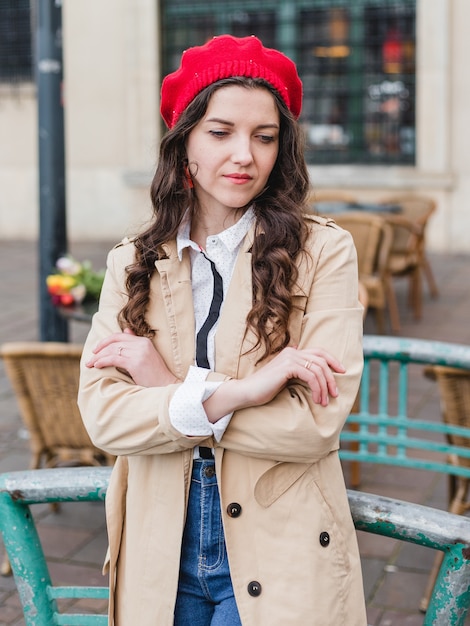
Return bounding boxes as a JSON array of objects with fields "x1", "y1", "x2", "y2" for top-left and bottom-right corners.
[{"x1": 0, "y1": 239, "x2": 469, "y2": 625}]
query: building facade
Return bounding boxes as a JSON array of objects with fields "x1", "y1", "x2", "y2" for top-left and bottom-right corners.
[{"x1": 0, "y1": 0, "x2": 468, "y2": 252}]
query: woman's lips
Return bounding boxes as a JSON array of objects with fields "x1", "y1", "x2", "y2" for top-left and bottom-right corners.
[{"x1": 224, "y1": 173, "x2": 253, "y2": 184}]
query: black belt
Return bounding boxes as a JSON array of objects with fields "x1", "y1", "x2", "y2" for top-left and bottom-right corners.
[{"x1": 199, "y1": 446, "x2": 213, "y2": 459}]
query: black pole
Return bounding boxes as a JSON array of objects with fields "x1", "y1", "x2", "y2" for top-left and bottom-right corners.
[{"x1": 37, "y1": 0, "x2": 68, "y2": 342}]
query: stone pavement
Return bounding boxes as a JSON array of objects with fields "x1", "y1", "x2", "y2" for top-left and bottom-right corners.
[{"x1": 0, "y1": 239, "x2": 469, "y2": 625}]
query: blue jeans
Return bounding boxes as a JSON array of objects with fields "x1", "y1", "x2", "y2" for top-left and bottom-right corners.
[{"x1": 174, "y1": 459, "x2": 242, "y2": 625}]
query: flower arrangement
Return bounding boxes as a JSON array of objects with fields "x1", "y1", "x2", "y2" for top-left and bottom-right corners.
[{"x1": 46, "y1": 256, "x2": 105, "y2": 307}]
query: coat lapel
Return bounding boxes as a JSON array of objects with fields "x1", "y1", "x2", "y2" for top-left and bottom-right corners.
[{"x1": 152, "y1": 243, "x2": 196, "y2": 379}]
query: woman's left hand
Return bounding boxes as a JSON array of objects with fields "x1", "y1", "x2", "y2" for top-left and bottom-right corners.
[
  {"x1": 203, "y1": 345, "x2": 346, "y2": 423},
  {"x1": 85, "y1": 328, "x2": 178, "y2": 388}
]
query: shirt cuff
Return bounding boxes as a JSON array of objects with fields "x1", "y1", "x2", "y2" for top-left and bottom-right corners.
[{"x1": 169, "y1": 366, "x2": 233, "y2": 441}]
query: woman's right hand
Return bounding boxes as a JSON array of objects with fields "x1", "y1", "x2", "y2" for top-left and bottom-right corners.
[
  {"x1": 85, "y1": 328, "x2": 178, "y2": 388},
  {"x1": 204, "y1": 345, "x2": 345, "y2": 423}
]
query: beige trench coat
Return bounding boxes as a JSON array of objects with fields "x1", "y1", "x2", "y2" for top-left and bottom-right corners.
[{"x1": 78, "y1": 214, "x2": 367, "y2": 625}]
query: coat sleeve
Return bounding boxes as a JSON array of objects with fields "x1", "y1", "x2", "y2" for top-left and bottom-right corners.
[
  {"x1": 77, "y1": 242, "x2": 221, "y2": 456},
  {"x1": 219, "y1": 222, "x2": 364, "y2": 464}
]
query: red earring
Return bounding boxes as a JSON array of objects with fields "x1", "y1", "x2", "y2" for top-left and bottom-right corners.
[{"x1": 184, "y1": 165, "x2": 194, "y2": 189}]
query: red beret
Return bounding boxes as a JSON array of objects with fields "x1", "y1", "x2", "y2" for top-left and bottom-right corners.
[{"x1": 160, "y1": 34, "x2": 303, "y2": 128}]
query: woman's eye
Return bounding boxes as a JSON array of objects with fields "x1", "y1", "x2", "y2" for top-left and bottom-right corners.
[
  {"x1": 258, "y1": 134, "x2": 276, "y2": 144},
  {"x1": 209, "y1": 130, "x2": 229, "y2": 138}
]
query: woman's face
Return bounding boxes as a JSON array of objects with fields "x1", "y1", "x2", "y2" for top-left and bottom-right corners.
[{"x1": 186, "y1": 84, "x2": 280, "y2": 215}]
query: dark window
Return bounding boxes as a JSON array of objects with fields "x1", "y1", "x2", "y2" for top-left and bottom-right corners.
[
  {"x1": 0, "y1": 0, "x2": 33, "y2": 83},
  {"x1": 161, "y1": 0, "x2": 416, "y2": 165}
]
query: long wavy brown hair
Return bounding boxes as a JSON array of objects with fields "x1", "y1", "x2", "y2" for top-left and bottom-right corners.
[{"x1": 119, "y1": 77, "x2": 311, "y2": 362}]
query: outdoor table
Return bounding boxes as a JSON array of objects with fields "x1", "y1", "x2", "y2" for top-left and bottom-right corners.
[
  {"x1": 314, "y1": 201, "x2": 402, "y2": 215},
  {"x1": 57, "y1": 300, "x2": 98, "y2": 323}
]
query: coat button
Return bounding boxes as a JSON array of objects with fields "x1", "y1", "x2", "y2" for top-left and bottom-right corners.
[
  {"x1": 204, "y1": 466, "x2": 215, "y2": 478},
  {"x1": 247, "y1": 581, "x2": 262, "y2": 597},
  {"x1": 227, "y1": 502, "x2": 242, "y2": 518},
  {"x1": 319, "y1": 531, "x2": 330, "y2": 547}
]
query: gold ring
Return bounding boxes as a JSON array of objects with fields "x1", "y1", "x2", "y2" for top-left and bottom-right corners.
[
  {"x1": 304, "y1": 360, "x2": 312, "y2": 370},
  {"x1": 118, "y1": 346, "x2": 123, "y2": 356}
]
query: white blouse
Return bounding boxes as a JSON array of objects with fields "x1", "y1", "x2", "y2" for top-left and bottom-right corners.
[{"x1": 169, "y1": 207, "x2": 255, "y2": 442}]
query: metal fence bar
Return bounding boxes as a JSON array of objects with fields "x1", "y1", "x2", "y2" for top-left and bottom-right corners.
[
  {"x1": 2, "y1": 467, "x2": 470, "y2": 624},
  {"x1": 0, "y1": 494, "x2": 57, "y2": 625},
  {"x1": 348, "y1": 490, "x2": 470, "y2": 625}
]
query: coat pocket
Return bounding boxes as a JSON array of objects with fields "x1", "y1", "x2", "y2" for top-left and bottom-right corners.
[{"x1": 254, "y1": 461, "x2": 316, "y2": 507}]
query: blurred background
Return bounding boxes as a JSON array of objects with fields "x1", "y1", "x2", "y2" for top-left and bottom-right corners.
[{"x1": 1, "y1": 0, "x2": 468, "y2": 253}]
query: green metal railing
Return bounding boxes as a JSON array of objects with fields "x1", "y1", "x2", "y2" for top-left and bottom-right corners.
[
  {"x1": 2, "y1": 465, "x2": 470, "y2": 624},
  {"x1": 340, "y1": 335, "x2": 470, "y2": 477},
  {"x1": 0, "y1": 467, "x2": 111, "y2": 626}
]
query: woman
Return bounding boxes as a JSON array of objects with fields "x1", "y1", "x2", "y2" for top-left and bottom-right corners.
[{"x1": 78, "y1": 34, "x2": 367, "y2": 625}]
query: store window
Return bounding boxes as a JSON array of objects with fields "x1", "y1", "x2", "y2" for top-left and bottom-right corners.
[
  {"x1": 162, "y1": 0, "x2": 416, "y2": 165},
  {"x1": 0, "y1": 0, "x2": 33, "y2": 83}
]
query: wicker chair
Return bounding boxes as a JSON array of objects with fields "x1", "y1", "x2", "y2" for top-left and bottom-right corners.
[
  {"x1": 334, "y1": 211, "x2": 399, "y2": 334},
  {"x1": 379, "y1": 194, "x2": 439, "y2": 320},
  {"x1": 0, "y1": 341, "x2": 114, "y2": 576},
  {"x1": 420, "y1": 364, "x2": 470, "y2": 612},
  {"x1": 0, "y1": 342, "x2": 114, "y2": 469}
]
